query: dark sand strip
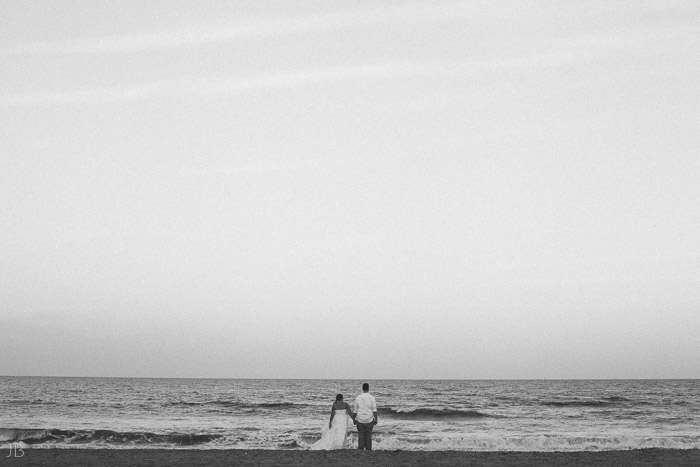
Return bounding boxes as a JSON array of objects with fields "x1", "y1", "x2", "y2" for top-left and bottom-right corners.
[{"x1": 7, "y1": 448, "x2": 700, "y2": 467}]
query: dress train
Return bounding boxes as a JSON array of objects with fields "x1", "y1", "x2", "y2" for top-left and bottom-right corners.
[{"x1": 310, "y1": 410, "x2": 351, "y2": 450}]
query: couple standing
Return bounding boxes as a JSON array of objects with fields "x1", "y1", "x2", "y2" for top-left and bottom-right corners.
[{"x1": 310, "y1": 383, "x2": 377, "y2": 451}]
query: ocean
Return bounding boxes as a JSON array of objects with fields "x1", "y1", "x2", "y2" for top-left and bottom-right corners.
[{"x1": 1, "y1": 377, "x2": 699, "y2": 451}]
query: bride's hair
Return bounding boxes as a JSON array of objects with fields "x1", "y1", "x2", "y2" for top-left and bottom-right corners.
[{"x1": 335, "y1": 394, "x2": 343, "y2": 402}]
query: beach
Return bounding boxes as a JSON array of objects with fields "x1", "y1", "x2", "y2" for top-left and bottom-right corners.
[{"x1": 11, "y1": 449, "x2": 700, "y2": 467}]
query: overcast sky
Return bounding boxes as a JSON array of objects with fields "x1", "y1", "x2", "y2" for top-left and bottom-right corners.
[{"x1": 1, "y1": 1, "x2": 699, "y2": 379}]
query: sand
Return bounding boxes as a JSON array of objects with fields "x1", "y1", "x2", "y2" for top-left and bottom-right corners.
[{"x1": 9, "y1": 448, "x2": 700, "y2": 466}]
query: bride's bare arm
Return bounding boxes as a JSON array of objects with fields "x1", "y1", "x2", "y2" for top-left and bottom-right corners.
[{"x1": 329, "y1": 406, "x2": 336, "y2": 428}]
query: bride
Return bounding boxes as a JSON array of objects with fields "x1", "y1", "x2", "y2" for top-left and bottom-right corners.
[{"x1": 310, "y1": 394, "x2": 354, "y2": 450}]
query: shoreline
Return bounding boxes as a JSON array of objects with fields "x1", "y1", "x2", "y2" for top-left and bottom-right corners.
[{"x1": 10, "y1": 448, "x2": 700, "y2": 466}]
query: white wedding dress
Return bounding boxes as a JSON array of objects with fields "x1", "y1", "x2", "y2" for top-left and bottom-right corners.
[{"x1": 310, "y1": 407, "x2": 351, "y2": 450}]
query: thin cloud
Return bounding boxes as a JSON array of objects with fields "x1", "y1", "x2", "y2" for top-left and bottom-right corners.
[
  {"x1": 0, "y1": 54, "x2": 586, "y2": 107},
  {"x1": 0, "y1": 3, "x2": 471, "y2": 57},
  {"x1": 0, "y1": 63, "x2": 444, "y2": 106},
  {"x1": 0, "y1": 55, "x2": 583, "y2": 107}
]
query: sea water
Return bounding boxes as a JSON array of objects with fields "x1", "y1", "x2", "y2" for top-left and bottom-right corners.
[{"x1": 1, "y1": 377, "x2": 699, "y2": 451}]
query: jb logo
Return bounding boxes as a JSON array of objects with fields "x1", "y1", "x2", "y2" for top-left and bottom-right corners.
[{"x1": 5, "y1": 443, "x2": 24, "y2": 457}]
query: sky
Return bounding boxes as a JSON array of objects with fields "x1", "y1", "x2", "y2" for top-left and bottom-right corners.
[{"x1": 1, "y1": 1, "x2": 699, "y2": 379}]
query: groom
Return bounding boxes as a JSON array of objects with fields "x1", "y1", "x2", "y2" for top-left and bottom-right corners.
[{"x1": 353, "y1": 383, "x2": 377, "y2": 450}]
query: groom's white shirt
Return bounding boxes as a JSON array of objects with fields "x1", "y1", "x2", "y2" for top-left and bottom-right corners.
[{"x1": 354, "y1": 392, "x2": 377, "y2": 424}]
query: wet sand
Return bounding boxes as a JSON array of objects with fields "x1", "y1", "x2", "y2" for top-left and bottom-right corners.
[{"x1": 10, "y1": 448, "x2": 700, "y2": 466}]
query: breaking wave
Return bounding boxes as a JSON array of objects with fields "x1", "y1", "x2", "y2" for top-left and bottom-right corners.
[
  {"x1": 379, "y1": 407, "x2": 491, "y2": 420},
  {"x1": 541, "y1": 396, "x2": 650, "y2": 408},
  {"x1": 364, "y1": 433, "x2": 700, "y2": 452},
  {"x1": 163, "y1": 400, "x2": 304, "y2": 409},
  {"x1": 4, "y1": 428, "x2": 700, "y2": 452},
  {"x1": 0, "y1": 428, "x2": 220, "y2": 447},
  {"x1": 543, "y1": 400, "x2": 612, "y2": 407}
]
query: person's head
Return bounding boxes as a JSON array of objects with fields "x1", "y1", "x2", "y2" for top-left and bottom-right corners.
[
  {"x1": 335, "y1": 394, "x2": 343, "y2": 402},
  {"x1": 362, "y1": 383, "x2": 369, "y2": 392}
]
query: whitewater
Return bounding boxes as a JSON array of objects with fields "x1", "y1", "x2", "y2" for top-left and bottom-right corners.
[{"x1": 2, "y1": 377, "x2": 699, "y2": 451}]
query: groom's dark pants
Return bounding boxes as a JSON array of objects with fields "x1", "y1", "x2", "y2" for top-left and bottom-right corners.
[{"x1": 356, "y1": 422, "x2": 374, "y2": 450}]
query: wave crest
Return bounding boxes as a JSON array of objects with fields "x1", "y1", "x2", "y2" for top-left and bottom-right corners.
[
  {"x1": 0, "y1": 428, "x2": 221, "y2": 446},
  {"x1": 164, "y1": 400, "x2": 303, "y2": 409},
  {"x1": 365, "y1": 433, "x2": 700, "y2": 452},
  {"x1": 379, "y1": 408, "x2": 490, "y2": 420}
]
